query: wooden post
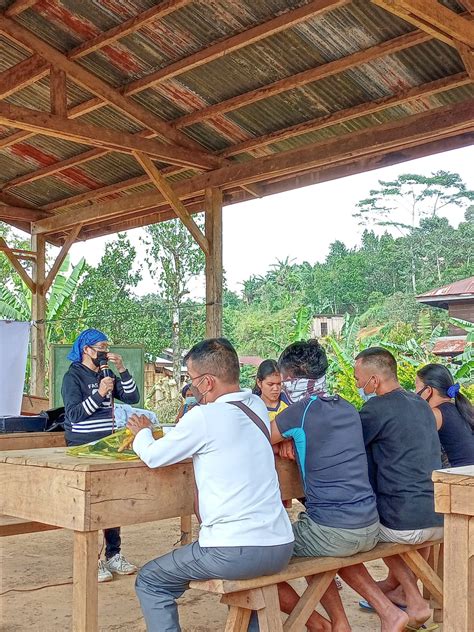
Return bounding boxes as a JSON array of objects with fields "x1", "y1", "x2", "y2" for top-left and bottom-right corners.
[
  {"x1": 205, "y1": 187, "x2": 223, "y2": 338},
  {"x1": 73, "y1": 530, "x2": 98, "y2": 632},
  {"x1": 30, "y1": 233, "x2": 46, "y2": 397}
]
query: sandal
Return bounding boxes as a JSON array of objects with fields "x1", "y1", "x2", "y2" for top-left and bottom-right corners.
[{"x1": 359, "y1": 598, "x2": 407, "y2": 612}]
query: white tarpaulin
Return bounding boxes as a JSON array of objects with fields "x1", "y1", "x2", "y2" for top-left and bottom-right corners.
[{"x1": 0, "y1": 320, "x2": 31, "y2": 416}]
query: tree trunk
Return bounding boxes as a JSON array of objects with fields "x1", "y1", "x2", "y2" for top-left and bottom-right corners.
[{"x1": 171, "y1": 304, "x2": 181, "y2": 388}]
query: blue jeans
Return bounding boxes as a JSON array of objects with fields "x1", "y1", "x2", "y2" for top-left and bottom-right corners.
[{"x1": 135, "y1": 540, "x2": 293, "y2": 631}]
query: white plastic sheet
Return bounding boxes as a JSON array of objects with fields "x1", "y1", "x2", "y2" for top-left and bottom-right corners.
[{"x1": 0, "y1": 320, "x2": 31, "y2": 416}]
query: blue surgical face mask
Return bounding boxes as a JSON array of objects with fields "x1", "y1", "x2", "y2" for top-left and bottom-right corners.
[{"x1": 358, "y1": 377, "x2": 377, "y2": 402}]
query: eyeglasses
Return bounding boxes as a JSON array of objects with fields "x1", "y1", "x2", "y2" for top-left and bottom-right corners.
[
  {"x1": 186, "y1": 372, "x2": 213, "y2": 383},
  {"x1": 90, "y1": 344, "x2": 110, "y2": 352}
]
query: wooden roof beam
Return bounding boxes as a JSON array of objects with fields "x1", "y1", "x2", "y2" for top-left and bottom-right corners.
[
  {"x1": 458, "y1": 43, "x2": 474, "y2": 79},
  {"x1": 0, "y1": 14, "x2": 216, "y2": 154},
  {"x1": 372, "y1": 0, "x2": 474, "y2": 48},
  {"x1": 0, "y1": 236, "x2": 35, "y2": 291},
  {"x1": 0, "y1": 204, "x2": 49, "y2": 222},
  {"x1": 4, "y1": 0, "x2": 40, "y2": 17},
  {"x1": 31, "y1": 99, "x2": 474, "y2": 235},
  {"x1": 173, "y1": 31, "x2": 431, "y2": 129},
  {"x1": 69, "y1": 0, "x2": 193, "y2": 59},
  {"x1": 123, "y1": 0, "x2": 348, "y2": 94},
  {"x1": 0, "y1": 102, "x2": 222, "y2": 169},
  {"x1": 50, "y1": 68, "x2": 67, "y2": 117},
  {"x1": 42, "y1": 224, "x2": 82, "y2": 293},
  {"x1": 134, "y1": 151, "x2": 209, "y2": 255},
  {"x1": 0, "y1": 54, "x2": 48, "y2": 99}
]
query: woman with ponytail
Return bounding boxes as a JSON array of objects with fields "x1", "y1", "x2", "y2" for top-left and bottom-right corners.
[
  {"x1": 416, "y1": 363, "x2": 474, "y2": 467},
  {"x1": 253, "y1": 359, "x2": 288, "y2": 422}
]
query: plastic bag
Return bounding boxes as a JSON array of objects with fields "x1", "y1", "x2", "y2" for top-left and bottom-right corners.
[{"x1": 66, "y1": 427, "x2": 163, "y2": 461}]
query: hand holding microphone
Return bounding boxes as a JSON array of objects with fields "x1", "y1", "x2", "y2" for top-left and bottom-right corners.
[{"x1": 98, "y1": 354, "x2": 115, "y2": 396}]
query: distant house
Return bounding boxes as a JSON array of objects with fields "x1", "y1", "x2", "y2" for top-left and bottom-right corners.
[
  {"x1": 312, "y1": 314, "x2": 345, "y2": 338},
  {"x1": 416, "y1": 276, "x2": 474, "y2": 357}
]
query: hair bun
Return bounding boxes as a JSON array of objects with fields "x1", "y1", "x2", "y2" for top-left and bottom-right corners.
[{"x1": 447, "y1": 383, "x2": 460, "y2": 398}]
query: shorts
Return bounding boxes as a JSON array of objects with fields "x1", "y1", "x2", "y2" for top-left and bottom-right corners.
[
  {"x1": 379, "y1": 525, "x2": 444, "y2": 544},
  {"x1": 292, "y1": 511, "x2": 380, "y2": 557}
]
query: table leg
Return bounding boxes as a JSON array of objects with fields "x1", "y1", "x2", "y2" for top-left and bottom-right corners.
[
  {"x1": 73, "y1": 530, "x2": 98, "y2": 632},
  {"x1": 443, "y1": 514, "x2": 473, "y2": 632}
]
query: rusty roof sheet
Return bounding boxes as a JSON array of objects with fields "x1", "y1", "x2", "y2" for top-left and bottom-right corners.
[
  {"x1": 0, "y1": 0, "x2": 472, "y2": 241},
  {"x1": 417, "y1": 277, "x2": 474, "y2": 300},
  {"x1": 432, "y1": 336, "x2": 468, "y2": 356}
]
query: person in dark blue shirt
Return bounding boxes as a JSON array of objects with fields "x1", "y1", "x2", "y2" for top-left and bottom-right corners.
[
  {"x1": 355, "y1": 347, "x2": 443, "y2": 629},
  {"x1": 271, "y1": 340, "x2": 408, "y2": 632},
  {"x1": 62, "y1": 328, "x2": 139, "y2": 582}
]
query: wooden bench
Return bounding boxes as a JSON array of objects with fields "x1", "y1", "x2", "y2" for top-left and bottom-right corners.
[
  {"x1": 0, "y1": 514, "x2": 61, "y2": 537},
  {"x1": 190, "y1": 539, "x2": 444, "y2": 632}
]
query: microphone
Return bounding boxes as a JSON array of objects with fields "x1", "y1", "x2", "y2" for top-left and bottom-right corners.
[{"x1": 99, "y1": 357, "x2": 113, "y2": 379}]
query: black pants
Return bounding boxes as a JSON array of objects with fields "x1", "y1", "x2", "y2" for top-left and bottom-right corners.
[{"x1": 65, "y1": 430, "x2": 121, "y2": 559}]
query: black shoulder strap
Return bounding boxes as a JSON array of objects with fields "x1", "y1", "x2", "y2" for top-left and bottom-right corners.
[{"x1": 228, "y1": 401, "x2": 272, "y2": 444}]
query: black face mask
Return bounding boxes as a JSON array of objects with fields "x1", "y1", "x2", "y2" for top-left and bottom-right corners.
[
  {"x1": 417, "y1": 385, "x2": 432, "y2": 401},
  {"x1": 92, "y1": 351, "x2": 108, "y2": 367}
]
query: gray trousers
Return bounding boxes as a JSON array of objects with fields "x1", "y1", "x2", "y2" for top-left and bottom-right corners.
[{"x1": 135, "y1": 540, "x2": 293, "y2": 632}]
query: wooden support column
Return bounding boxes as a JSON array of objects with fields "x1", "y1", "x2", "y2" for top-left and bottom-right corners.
[
  {"x1": 30, "y1": 233, "x2": 46, "y2": 397},
  {"x1": 205, "y1": 188, "x2": 223, "y2": 338}
]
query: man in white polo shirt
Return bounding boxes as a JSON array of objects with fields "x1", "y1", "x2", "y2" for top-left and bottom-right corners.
[{"x1": 127, "y1": 338, "x2": 294, "y2": 632}]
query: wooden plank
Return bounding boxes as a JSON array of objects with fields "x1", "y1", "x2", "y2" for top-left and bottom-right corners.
[
  {"x1": 0, "y1": 14, "x2": 213, "y2": 152},
  {"x1": 174, "y1": 31, "x2": 431, "y2": 128},
  {"x1": 222, "y1": 589, "x2": 266, "y2": 610},
  {"x1": 0, "y1": 462, "x2": 88, "y2": 529},
  {"x1": 224, "y1": 606, "x2": 252, "y2": 632},
  {"x1": 125, "y1": 0, "x2": 348, "y2": 94},
  {"x1": 69, "y1": 0, "x2": 193, "y2": 59},
  {"x1": 400, "y1": 549, "x2": 443, "y2": 605},
  {"x1": 43, "y1": 224, "x2": 82, "y2": 293},
  {"x1": 21, "y1": 395, "x2": 49, "y2": 415},
  {"x1": 458, "y1": 43, "x2": 474, "y2": 79},
  {"x1": 32, "y1": 98, "x2": 474, "y2": 236},
  {"x1": 50, "y1": 68, "x2": 68, "y2": 117},
  {"x1": 73, "y1": 530, "x2": 98, "y2": 632},
  {"x1": 433, "y1": 466, "x2": 474, "y2": 485},
  {"x1": 257, "y1": 585, "x2": 284, "y2": 632},
  {"x1": 450, "y1": 484, "x2": 474, "y2": 516},
  {"x1": 4, "y1": 0, "x2": 40, "y2": 17},
  {"x1": 31, "y1": 233, "x2": 46, "y2": 396},
  {"x1": 0, "y1": 204, "x2": 48, "y2": 222},
  {"x1": 0, "y1": 432, "x2": 65, "y2": 450},
  {"x1": 190, "y1": 539, "x2": 443, "y2": 594},
  {"x1": 372, "y1": 0, "x2": 474, "y2": 48},
  {"x1": 443, "y1": 514, "x2": 473, "y2": 632},
  {"x1": 434, "y1": 481, "x2": 451, "y2": 513},
  {"x1": 0, "y1": 54, "x2": 48, "y2": 99},
  {"x1": 205, "y1": 188, "x2": 223, "y2": 337},
  {"x1": 133, "y1": 151, "x2": 210, "y2": 254},
  {"x1": 0, "y1": 513, "x2": 61, "y2": 537},
  {"x1": 0, "y1": 102, "x2": 221, "y2": 170},
  {"x1": 180, "y1": 515, "x2": 192, "y2": 546},
  {"x1": 0, "y1": 236, "x2": 35, "y2": 291},
  {"x1": 283, "y1": 571, "x2": 335, "y2": 632}
]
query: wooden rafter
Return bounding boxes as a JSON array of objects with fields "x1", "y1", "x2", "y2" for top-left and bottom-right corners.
[
  {"x1": 123, "y1": 0, "x2": 348, "y2": 95},
  {"x1": 69, "y1": 0, "x2": 193, "y2": 59},
  {"x1": 372, "y1": 0, "x2": 474, "y2": 48},
  {"x1": 24, "y1": 71, "x2": 467, "y2": 213},
  {"x1": 1, "y1": 28, "x2": 432, "y2": 195},
  {"x1": 133, "y1": 151, "x2": 210, "y2": 255},
  {"x1": 0, "y1": 54, "x2": 48, "y2": 99},
  {"x1": 0, "y1": 204, "x2": 49, "y2": 222},
  {"x1": 0, "y1": 102, "x2": 221, "y2": 169},
  {"x1": 78, "y1": 132, "x2": 474, "y2": 241},
  {"x1": 50, "y1": 68, "x2": 67, "y2": 117},
  {"x1": 173, "y1": 31, "x2": 431, "y2": 129},
  {"x1": 0, "y1": 236, "x2": 35, "y2": 291},
  {"x1": 4, "y1": 0, "x2": 40, "y2": 17},
  {"x1": 457, "y1": 43, "x2": 474, "y2": 79},
  {"x1": 43, "y1": 224, "x2": 82, "y2": 293},
  {"x1": 0, "y1": 15, "x2": 213, "y2": 153},
  {"x1": 31, "y1": 99, "x2": 474, "y2": 236}
]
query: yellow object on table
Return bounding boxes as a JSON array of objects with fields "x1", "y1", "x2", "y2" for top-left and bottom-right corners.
[{"x1": 66, "y1": 427, "x2": 163, "y2": 461}]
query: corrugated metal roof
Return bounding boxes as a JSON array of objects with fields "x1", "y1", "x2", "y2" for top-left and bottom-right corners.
[
  {"x1": 417, "y1": 277, "x2": 474, "y2": 299},
  {"x1": 0, "y1": 0, "x2": 472, "y2": 240}
]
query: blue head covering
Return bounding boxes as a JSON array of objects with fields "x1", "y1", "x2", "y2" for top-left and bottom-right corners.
[{"x1": 68, "y1": 328, "x2": 108, "y2": 363}]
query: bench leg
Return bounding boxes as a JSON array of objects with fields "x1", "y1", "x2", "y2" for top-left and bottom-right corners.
[
  {"x1": 180, "y1": 515, "x2": 192, "y2": 545},
  {"x1": 73, "y1": 530, "x2": 98, "y2": 632},
  {"x1": 422, "y1": 546, "x2": 435, "y2": 599},
  {"x1": 283, "y1": 571, "x2": 335, "y2": 632},
  {"x1": 433, "y1": 543, "x2": 443, "y2": 623},
  {"x1": 225, "y1": 606, "x2": 251, "y2": 632},
  {"x1": 257, "y1": 585, "x2": 284, "y2": 632},
  {"x1": 400, "y1": 549, "x2": 443, "y2": 606}
]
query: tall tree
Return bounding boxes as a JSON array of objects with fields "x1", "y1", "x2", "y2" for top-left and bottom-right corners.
[{"x1": 144, "y1": 217, "x2": 205, "y2": 385}]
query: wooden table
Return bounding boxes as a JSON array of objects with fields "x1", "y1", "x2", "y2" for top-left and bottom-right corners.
[
  {"x1": 0, "y1": 431, "x2": 65, "y2": 451},
  {"x1": 0, "y1": 447, "x2": 303, "y2": 632},
  {"x1": 433, "y1": 465, "x2": 474, "y2": 632}
]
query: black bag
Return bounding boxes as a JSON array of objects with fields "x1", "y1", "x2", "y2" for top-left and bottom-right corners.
[{"x1": 44, "y1": 407, "x2": 66, "y2": 432}]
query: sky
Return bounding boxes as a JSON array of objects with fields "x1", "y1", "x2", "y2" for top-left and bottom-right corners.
[{"x1": 67, "y1": 145, "x2": 473, "y2": 297}]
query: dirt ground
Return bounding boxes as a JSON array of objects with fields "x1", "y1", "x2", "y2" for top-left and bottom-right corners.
[{"x1": 1, "y1": 508, "x2": 440, "y2": 632}]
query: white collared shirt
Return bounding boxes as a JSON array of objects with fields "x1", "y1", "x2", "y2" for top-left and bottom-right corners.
[{"x1": 133, "y1": 390, "x2": 293, "y2": 547}]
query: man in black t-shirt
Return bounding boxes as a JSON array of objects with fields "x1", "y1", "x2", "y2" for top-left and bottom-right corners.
[{"x1": 355, "y1": 347, "x2": 443, "y2": 629}]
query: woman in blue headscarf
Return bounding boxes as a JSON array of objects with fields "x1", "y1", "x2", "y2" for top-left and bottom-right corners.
[{"x1": 62, "y1": 328, "x2": 140, "y2": 582}]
